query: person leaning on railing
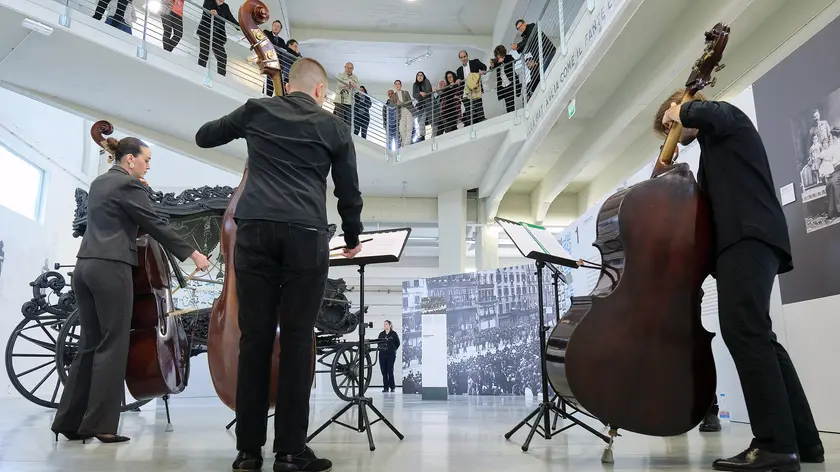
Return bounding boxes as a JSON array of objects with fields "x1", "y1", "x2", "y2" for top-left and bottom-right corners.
[
  {"x1": 439, "y1": 71, "x2": 460, "y2": 134},
  {"x1": 512, "y1": 19, "x2": 557, "y2": 74},
  {"x1": 488, "y1": 45, "x2": 519, "y2": 114},
  {"x1": 353, "y1": 86, "x2": 372, "y2": 139},
  {"x1": 197, "y1": 0, "x2": 239, "y2": 77}
]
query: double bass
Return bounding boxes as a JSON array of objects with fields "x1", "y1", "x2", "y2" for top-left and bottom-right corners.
[
  {"x1": 545, "y1": 23, "x2": 730, "y2": 437},
  {"x1": 205, "y1": 0, "x2": 289, "y2": 409},
  {"x1": 90, "y1": 120, "x2": 192, "y2": 401}
]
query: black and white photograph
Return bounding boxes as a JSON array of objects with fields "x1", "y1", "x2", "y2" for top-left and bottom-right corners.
[
  {"x1": 790, "y1": 89, "x2": 840, "y2": 233},
  {"x1": 400, "y1": 279, "x2": 432, "y2": 395}
]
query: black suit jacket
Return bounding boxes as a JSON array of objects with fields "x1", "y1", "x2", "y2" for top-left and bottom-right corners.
[
  {"x1": 681, "y1": 100, "x2": 793, "y2": 273},
  {"x1": 263, "y1": 29, "x2": 286, "y2": 51},
  {"x1": 77, "y1": 166, "x2": 195, "y2": 266},
  {"x1": 455, "y1": 59, "x2": 487, "y2": 81}
]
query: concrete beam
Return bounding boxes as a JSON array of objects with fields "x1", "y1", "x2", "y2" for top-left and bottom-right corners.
[
  {"x1": 529, "y1": 0, "x2": 760, "y2": 222},
  {"x1": 292, "y1": 27, "x2": 492, "y2": 51}
]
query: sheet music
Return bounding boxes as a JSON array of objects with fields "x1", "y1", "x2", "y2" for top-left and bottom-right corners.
[
  {"x1": 522, "y1": 224, "x2": 574, "y2": 260},
  {"x1": 496, "y1": 219, "x2": 543, "y2": 257},
  {"x1": 328, "y1": 229, "x2": 410, "y2": 260}
]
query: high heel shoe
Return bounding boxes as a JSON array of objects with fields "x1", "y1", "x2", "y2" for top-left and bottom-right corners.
[
  {"x1": 52, "y1": 430, "x2": 92, "y2": 442},
  {"x1": 82, "y1": 434, "x2": 130, "y2": 444}
]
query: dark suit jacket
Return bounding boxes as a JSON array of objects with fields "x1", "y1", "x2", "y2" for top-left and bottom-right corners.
[
  {"x1": 77, "y1": 166, "x2": 195, "y2": 266},
  {"x1": 681, "y1": 100, "x2": 793, "y2": 273},
  {"x1": 455, "y1": 59, "x2": 487, "y2": 81},
  {"x1": 263, "y1": 29, "x2": 286, "y2": 51}
]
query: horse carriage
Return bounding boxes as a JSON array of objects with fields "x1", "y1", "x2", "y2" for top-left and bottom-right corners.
[{"x1": 4, "y1": 183, "x2": 378, "y2": 416}]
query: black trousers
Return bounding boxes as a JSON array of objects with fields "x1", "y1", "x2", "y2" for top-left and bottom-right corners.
[
  {"x1": 52, "y1": 258, "x2": 133, "y2": 435},
  {"x1": 462, "y1": 98, "x2": 485, "y2": 126},
  {"x1": 161, "y1": 12, "x2": 183, "y2": 52},
  {"x1": 380, "y1": 353, "x2": 396, "y2": 390},
  {"x1": 233, "y1": 220, "x2": 328, "y2": 455},
  {"x1": 93, "y1": 0, "x2": 128, "y2": 21},
  {"x1": 498, "y1": 86, "x2": 515, "y2": 113},
  {"x1": 198, "y1": 27, "x2": 228, "y2": 76},
  {"x1": 353, "y1": 116, "x2": 369, "y2": 139},
  {"x1": 716, "y1": 239, "x2": 819, "y2": 454},
  {"x1": 333, "y1": 104, "x2": 352, "y2": 128}
]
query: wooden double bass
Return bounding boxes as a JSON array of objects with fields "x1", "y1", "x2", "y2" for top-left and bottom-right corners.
[
  {"x1": 545, "y1": 23, "x2": 730, "y2": 437},
  {"x1": 91, "y1": 120, "x2": 192, "y2": 401},
  {"x1": 205, "y1": 0, "x2": 286, "y2": 410}
]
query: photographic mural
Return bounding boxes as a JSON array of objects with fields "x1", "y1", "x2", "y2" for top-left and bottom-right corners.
[
  {"x1": 789, "y1": 88, "x2": 840, "y2": 233},
  {"x1": 401, "y1": 264, "x2": 556, "y2": 397}
]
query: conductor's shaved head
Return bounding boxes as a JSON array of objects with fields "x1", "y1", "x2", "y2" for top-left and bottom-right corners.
[{"x1": 287, "y1": 58, "x2": 328, "y2": 105}]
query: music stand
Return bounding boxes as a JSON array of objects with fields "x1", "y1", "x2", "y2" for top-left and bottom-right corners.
[
  {"x1": 495, "y1": 218, "x2": 609, "y2": 451},
  {"x1": 306, "y1": 228, "x2": 411, "y2": 451}
]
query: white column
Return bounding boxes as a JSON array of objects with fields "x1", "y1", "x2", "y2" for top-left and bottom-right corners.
[
  {"x1": 437, "y1": 188, "x2": 467, "y2": 275},
  {"x1": 475, "y1": 226, "x2": 500, "y2": 271}
]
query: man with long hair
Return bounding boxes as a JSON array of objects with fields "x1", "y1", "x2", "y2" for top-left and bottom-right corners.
[{"x1": 656, "y1": 90, "x2": 822, "y2": 472}]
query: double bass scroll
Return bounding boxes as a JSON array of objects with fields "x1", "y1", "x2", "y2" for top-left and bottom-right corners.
[{"x1": 238, "y1": 0, "x2": 284, "y2": 97}]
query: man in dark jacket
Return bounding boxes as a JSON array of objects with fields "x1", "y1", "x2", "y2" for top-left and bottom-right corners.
[
  {"x1": 455, "y1": 51, "x2": 487, "y2": 125},
  {"x1": 512, "y1": 19, "x2": 556, "y2": 73},
  {"x1": 196, "y1": 58, "x2": 363, "y2": 472},
  {"x1": 263, "y1": 20, "x2": 286, "y2": 96},
  {"x1": 657, "y1": 90, "x2": 823, "y2": 472}
]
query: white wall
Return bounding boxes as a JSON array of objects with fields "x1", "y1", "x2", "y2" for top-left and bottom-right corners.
[{"x1": 0, "y1": 87, "x2": 94, "y2": 399}]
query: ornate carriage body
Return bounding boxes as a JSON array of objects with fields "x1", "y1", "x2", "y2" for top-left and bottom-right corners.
[{"x1": 5, "y1": 184, "x2": 374, "y2": 409}]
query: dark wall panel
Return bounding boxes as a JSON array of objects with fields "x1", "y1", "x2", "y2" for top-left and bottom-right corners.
[{"x1": 752, "y1": 14, "x2": 840, "y2": 304}]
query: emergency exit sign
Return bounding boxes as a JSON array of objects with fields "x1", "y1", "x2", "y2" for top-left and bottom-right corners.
[{"x1": 567, "y1": 97, "x2": 576, "y2": 119}]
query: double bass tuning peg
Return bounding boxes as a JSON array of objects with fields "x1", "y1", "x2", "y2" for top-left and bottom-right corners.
[
  {"x1": 715, "y1": 64, "x2": 725, "y2": 72},
  {"x1": 709, "y1": 77, "x2": 717, "y2": 87}
]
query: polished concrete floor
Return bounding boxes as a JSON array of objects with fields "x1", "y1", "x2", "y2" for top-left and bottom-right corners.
[{"x1": 0, "y1": 393, "x2": 836, "y2": 471}]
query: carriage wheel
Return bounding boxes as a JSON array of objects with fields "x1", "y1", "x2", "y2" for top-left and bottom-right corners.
[
  {"x1": 4, "y1": 316, "x2": 67, "y2": 408},
  {"x1": 330, "y1": 344, "x2": 373, "y2": 402},
  {"x1": 55, "y1": 310, "x2": 152, "y2": 412}
]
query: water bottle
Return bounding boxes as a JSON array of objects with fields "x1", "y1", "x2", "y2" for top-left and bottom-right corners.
[{"x1": 719, "y1": 393, "x2": 730, "y2": 423}]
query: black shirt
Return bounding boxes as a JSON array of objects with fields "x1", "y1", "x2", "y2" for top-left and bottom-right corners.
[
  {"x1": 195, "y1": 92, "x2": 364, "y2": 247},
  {"x1": 378, "y1": 330, "x2": 400, "y2": 355},
  {"x1": 680, "y1": 100, "x2": 792, "y2": 273}
]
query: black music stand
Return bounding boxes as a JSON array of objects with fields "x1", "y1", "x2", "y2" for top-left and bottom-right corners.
[
  {"x1": 306, "y1": 228, "x2": 411, "y2": 451},
  {"x1": 495, "y1": 218, "x2": 609, "y2": 451}
]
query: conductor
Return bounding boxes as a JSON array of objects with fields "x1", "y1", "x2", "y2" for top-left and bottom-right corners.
[{"x1": 196, "y1": 57, "x2": 363, "y2": 472}]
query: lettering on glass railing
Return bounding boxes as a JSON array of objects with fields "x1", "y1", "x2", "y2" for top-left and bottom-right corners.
[{"x1": 526, "y1": 0, "x2": 621, "y2": 136}]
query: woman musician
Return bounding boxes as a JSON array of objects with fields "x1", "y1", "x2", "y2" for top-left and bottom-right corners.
[{"x1": 51, "y1": 136, "x2": 210, "y2": 443}]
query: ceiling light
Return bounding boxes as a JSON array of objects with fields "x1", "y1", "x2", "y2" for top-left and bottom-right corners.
[
  {"x1": 148, "y1": 0, "x2": 162, "y2": 13},
  {"x1": 21, "y1": 18, "x2": 53, "y2": 36},
  {"x1": 405, "y1": 47, "x2": 432, "y2": 66}
]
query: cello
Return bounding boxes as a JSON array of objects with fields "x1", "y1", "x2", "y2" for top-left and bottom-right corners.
[
  {"x1": 90, "y1": 120, "x2": 192, "y2": 401},
  {"x1": 545, "y1": 23, "x2": 730, "y2": 440},
  {"x1": 205, "y1": 0, "x2": 288, "y2": 410}
]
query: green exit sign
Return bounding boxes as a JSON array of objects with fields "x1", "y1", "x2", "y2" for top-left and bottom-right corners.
[{"x1": 567, "y1": 98, "x2": 576, "y2": 119}]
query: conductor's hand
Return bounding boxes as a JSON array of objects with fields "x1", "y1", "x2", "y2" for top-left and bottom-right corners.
[
  {"x1": 342, "y1": 243, "x2": 363, "y2": 259},
  {"x1": 190, "y1": 251, "x2": 211, "y2": 271}
]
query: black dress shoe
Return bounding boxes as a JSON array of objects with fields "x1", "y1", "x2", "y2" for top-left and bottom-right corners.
[
  {"x1": 699, "y1": 412, "x2": 721, "y2": 432},
  {"x1": 712, "y1": 448, "x2": 800, "y2": 472},
  {"x1": 274, "y1": 446, "x2": 332, "y2": 472},
  {"x1": 233, "y1": 451, "x2": 263, "y2": 471},
  {"x1": 799, "y1": 443, "x2": 824, "y2": 463}
]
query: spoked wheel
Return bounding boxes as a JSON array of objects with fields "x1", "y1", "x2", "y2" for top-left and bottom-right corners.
[
  {"x1": 4, "y1": 316, "x2": 67, "y2": 408},
  {"x1": 330, "y1": 344, "x2": 373, "y2": 401},
  {"x1": 55, "y1": 310, "x2": 152, "y2": 412}
]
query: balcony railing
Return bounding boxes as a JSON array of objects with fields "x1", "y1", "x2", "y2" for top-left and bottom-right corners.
[{"x1": 52, "y1": 0, "x2": 595, "y2": 158}]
